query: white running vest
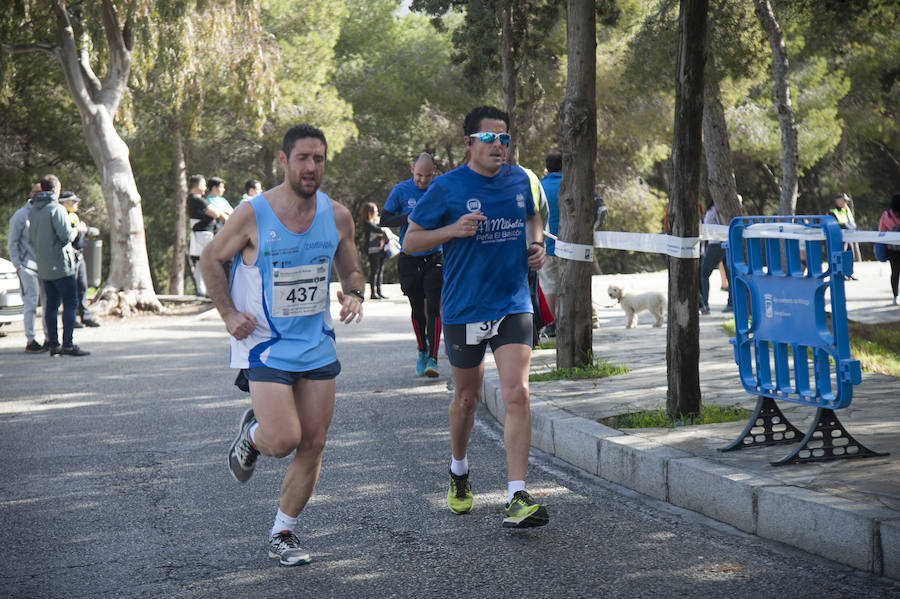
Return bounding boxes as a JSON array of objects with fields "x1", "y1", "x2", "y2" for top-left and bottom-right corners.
[{"x1": 229, "y1": 191, "x2": 339, "y2": 372}]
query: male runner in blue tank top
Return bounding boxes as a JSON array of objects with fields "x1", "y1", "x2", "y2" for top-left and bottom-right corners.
[
  {"x1": 380, "y1": 152, "x2": 443, "y2": 377},
  {"x1": 404, "y1": 106, "x2": 549, "y2": 529},
  {"x1": 199, "y1": 124, "x2": 367, "y2": 566}
]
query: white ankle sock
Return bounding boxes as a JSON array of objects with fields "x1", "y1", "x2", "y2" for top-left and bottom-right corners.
[
  {"x1": 449, "y1": 456, "x2": 468, "y2": 477},
  {"x1": 270, "y1": 509, "x2": 298, "y2": 539},
  {"x1": 249, "y1": 422, "x2": 259, "y2": 448},
  {"x1": 507, "y1": 480, "x2": 525, "y2": 503}
]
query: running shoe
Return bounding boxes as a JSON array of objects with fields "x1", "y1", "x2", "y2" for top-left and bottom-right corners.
[
  {"x1": 502, "y1": 490, "x2": 549, "y2": 528},
  {"x1": 228, "y1": 408, "x2": 259, "y2": 483},
  {"x1": 268, "y1": 531, "x2": 311, "y2": 566},
  {"x1": 447, "y1": 470, "x2": 473, "y2": 514},
  {"x1": 424, "y1": 357, "x2": 439, "y2": 378},
  {"x1": 415, "y1": 351, "x2": 428, "y2": 376}
]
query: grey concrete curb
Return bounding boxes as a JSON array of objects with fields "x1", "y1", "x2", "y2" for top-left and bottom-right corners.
[{"x1": 480, "y1": 376, "x2": 900, "y2": 581}]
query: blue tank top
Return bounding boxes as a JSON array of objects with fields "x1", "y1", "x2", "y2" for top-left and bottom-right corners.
[{"x1": 229, "y1": 192, "x2": 339, "y2": 372}]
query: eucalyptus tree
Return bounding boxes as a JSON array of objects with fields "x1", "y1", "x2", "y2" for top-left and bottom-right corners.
[
  {"x1": 133, "y1": 2, "x2": 277, "y2": 294},
  {"x1": 329, "y1": 0, "x2": 471, "y2": 217},
  {"x1": 2, "y1": 0, "x2": 160, "y2": 314},
  {"x1": 753, "y1": 0, "x2": 798, "y2": 215},
  {"x1": 784, "y1": 0, "x2": 899, "y2": 219},
  {"x1": 410, "y1": 0, "x2": 564, "y2": 165},
  {"x1": 255, "y1": 0, "x2": 355, "y2": 188}
]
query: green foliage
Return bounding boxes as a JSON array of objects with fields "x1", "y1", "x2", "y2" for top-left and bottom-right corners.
[
  {"x1": 601, "y1": 403, "x2": 749, "y2": 429},
  {"x1": 529, "y1": 359, "x2": 628, "y2": 382},
  {"x1": 260, "y1": 0, "x2": 355, "y2": 156},
  {"x1": 596, "y1": 178, "x2": 668, "y2": 274},
  {"x1": 3, "y1": 0, "x2": 899, "y2": 283},
  {"x1": 328, "y1": 2, "x2": 471, "y2": 224}
]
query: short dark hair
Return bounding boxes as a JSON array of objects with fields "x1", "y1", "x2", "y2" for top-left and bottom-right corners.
[
  {"x1": 545, "y1": 149, "x2": 562, "y2": 173},
  {"x1": 891, "y1": 193, "x2": 900, "y2": 216},
  {"x1": 282, "y1": 124, "x2": 328, "y2": 158},
  {"x1": 245, "y1": 179, "x2": 261, "y2": 193},
  {"x1": 189, "y1": 174, "x2": 205, "y2": 189},
  {"x1": 208, "y1": 177, "x2": 225, "y2": 190},
  {"x1": 40, "y1": 174, "x2": 60, "y2": 192},
  {"x1": 463, "y1": 106, "x2": 509, "y2": 136}
]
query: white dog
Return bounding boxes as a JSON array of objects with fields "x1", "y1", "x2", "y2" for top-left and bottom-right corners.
[{"x1": 608, "y1": 285, "x2": 666, "y2": 329}]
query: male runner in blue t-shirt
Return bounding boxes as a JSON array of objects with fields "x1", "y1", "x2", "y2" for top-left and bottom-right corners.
[
  {"x1": 200, "y1": 124, "x2": 366, "y2": 566},
  {"x1": 404, "y1": 106, "x2": 549, "y2": 529},
  {"x1": 380, "y1": 152, "x2": 443, "y2": 377}
]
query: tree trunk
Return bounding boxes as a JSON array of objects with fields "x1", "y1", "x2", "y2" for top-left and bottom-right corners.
[
  {"x1": 666, "y1": 0, "x2": 708, "y2": 419},
  {"x1": 262, "y1": 146, "x2": 278, "y2": 189},
  {"x1": 754, "y1": 0, "x2": 798, "y2": 216},
  {"x1": 6, "y1": 0, "x2": 161, "y2": 315},
  {"x1": 168, "y1": 122, "x2": 188, "y2": 295},
  {"x1": 703, "y1": 76, "x2": 742, "y2": 223},
  {"x1": 81, "y1": 110, "x2": 161, "y2": 315},
  {"x1": 501, "y1": 0, "x2": 519, "y2": 165},
  {"x1": 556, "y1": 0, "x2": 596, "y2": 369}
]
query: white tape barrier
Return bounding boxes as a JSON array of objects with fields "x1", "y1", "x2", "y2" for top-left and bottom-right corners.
[
  {"x1": 741, "y1": 223, "x2": 900, "y2": 244},
  {"x1": 547, "y1": 224, "x2": 900, "y2": 261},
  {"x1": 544, "y1": 231, "x2": 594, "y2": 262}
]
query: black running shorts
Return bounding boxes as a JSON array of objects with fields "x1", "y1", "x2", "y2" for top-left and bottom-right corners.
[
  {"x1": 442, "y1": 313, "x2": 533, "y2": 369},
  {"x1": 398, "y1": 252, "x2": 443, "y2": 298}
]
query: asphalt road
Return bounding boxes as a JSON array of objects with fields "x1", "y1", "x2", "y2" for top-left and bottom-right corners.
[{"x1": 1, "y1": 296, "x2": 898, "y2": 598}]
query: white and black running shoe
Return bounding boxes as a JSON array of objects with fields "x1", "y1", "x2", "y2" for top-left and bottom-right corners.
[
  {"x1": 268, "y1": 531, "x2": 311, "y2": 566},
  {"x1": 228, "y1": 408, "x2": 259, "y2": 483}
]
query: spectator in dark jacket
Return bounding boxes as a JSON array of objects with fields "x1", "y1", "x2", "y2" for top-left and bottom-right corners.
[{"x1": 29, "y1": 175, "x2": 90, "y2": 356}]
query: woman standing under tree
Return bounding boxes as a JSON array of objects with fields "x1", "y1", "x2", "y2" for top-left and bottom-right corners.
[
  {"x1": 878, "y1": 193, "x2": 900, "y2": 306},
  {"x1": 361, "y1": 202, "x2": 386, "y2": 299}
]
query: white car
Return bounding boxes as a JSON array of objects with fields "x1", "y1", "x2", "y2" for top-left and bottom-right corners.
[{"x1": 0, "y1": 257, "x2": 25, "y2": 328}]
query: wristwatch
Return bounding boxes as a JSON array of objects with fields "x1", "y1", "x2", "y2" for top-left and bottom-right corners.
[
  {"x1": 348, "y1": 289, "x2": 365, "y2": 302},
  {"x1": 530, "y1": 240, "x2": 545, "y2": 247}
]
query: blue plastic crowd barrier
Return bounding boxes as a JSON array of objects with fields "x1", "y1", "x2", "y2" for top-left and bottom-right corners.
[{"x1": 719, "y1": 215, "x2": 887, "y2": 465}]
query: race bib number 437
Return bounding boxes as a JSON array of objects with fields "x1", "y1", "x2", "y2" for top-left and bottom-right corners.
[{"x1": 271, "y1": 264, "x2": 329, "y2": 317}]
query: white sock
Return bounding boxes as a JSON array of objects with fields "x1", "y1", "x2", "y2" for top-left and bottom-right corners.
[
  {"x1": 449, "y1": 456, "x2": 468, "y2": 477},
  {"x1": 270, "y1": 509, "x2": 298, "y2": 539},
  {"x1": 507, "y1": 480, "x2": 525, "y2": 503},
  {"x1": 249, "y1": 422, "x2": 259, "y2": 448}
]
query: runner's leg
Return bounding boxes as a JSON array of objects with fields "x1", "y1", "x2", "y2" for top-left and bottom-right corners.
[
  {"x1": 448, "y1": 363, "x2": 484, "y2": 462},
  {"x1": 423, "y1": 258, "x2": 443, "y2": 359},
  {"x1": 279, "y1": 377, "x2": 336, "y2": 517},
  {"x1": 492, "y1": 343, "x2": 532, "y2": 482}
]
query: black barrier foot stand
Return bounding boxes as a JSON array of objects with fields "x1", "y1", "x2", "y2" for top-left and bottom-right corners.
[
  {"x1": 770, "y1": 407, "x2": 889, "y2": 466},
  {"x1": 718, "y1": 395, "x2": 805, "y2": 452}
]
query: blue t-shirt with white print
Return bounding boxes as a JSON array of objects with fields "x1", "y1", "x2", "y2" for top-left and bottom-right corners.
[
  {"x1": 382, "y1": 178, "x2": 440, "y2": 256},
  {"x1": 409, "y1": 164, "x2": 535, "y2": 325}
]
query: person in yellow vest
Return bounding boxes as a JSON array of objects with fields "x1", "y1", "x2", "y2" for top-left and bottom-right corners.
[
  {"x1": 829, "y1": 193, "x2": 860, "y2": 272},
  {"x1": 60, "y1": 192, "x2": 101, "y2": 327},
  {"x1": 830, "y1": 193, "x2": 856, "y2": 230},
  {"x1": 522, "y1": 165, "x2": 549, "y2": 346}
]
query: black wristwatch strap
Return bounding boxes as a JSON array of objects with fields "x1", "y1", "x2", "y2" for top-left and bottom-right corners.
[
  {"x1": 530, "y1": 240, "x2": 545, "y2": 247},
  {"x1": 348, "y1": 289, "x2": 365, "y2": 302}
]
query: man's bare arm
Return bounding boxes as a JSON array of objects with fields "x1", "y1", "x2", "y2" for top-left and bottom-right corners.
[
  {"x1": 331, "y1": 200, "x2": 365, "y2": 324},
  {"x1": 199, "y1": 202, "x2": 258, "y2": 339}
]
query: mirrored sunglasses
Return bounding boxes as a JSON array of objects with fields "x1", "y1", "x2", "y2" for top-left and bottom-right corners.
[{"x1": 469, "y1": 132, "x2": 510, "y2": 145}]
